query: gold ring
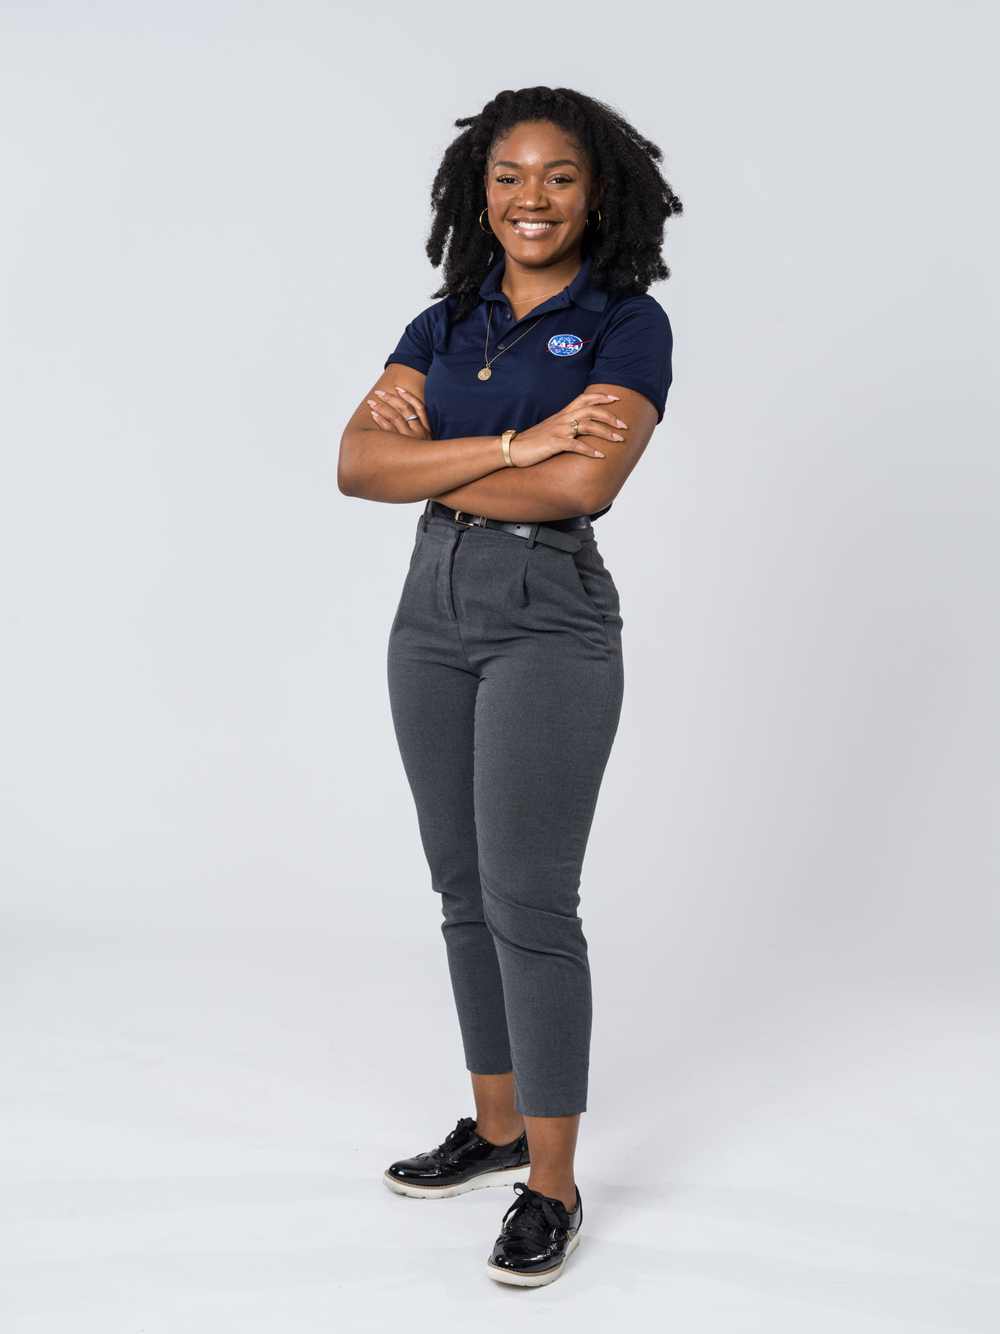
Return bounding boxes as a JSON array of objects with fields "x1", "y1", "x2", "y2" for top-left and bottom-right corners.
[{"x1": 569, "y1": 418, "x2": 579, "y2": 438}]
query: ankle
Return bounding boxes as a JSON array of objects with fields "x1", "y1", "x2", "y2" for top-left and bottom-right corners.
[
  {"x1": 526, "y1": 1173, "x2": 577, "y2": 1211},
  {"x1": 475, "y1": 1117, "x2": 525, "y2": 1147}
]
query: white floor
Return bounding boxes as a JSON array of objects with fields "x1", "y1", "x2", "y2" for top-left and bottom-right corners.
[{"x1": 1, "y1": 940, "x2": 997, "y2": 1334}]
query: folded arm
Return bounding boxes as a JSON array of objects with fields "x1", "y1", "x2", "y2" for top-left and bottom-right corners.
[
  {"x1": 338, "y1": 363, "x2": 658, "y2": 519},
  {"x1": 436, "y1": 384, "x2": 658, "y2": 521},
  {"x1": 337, "y1": 365, "x2": 508, "y2": 503}
]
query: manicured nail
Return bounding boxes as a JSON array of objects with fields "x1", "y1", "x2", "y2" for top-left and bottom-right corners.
[
  {"x1": 595, "y1": 450, "x2": 605, "y2": 458},
  {"x1": 367, "y1": 400, "x2": 377, "y2": 407},
  {"x1": 615, "y1": 419, "x2": 627, "y2": 428},
  {"x1": 371, "y1": 410, "x2": 380, "y2": 419},
  {"x1": 374, "y1": 390, "x2": 386, "y2": 397},
  {"x1": 607, "y1": 395, "x2": 620, "y2": 400},
  {"x1": 395, "y1": 387, "x2": 408, "y2": 394},
  {"x1": 612, "y1": 433, "x2": 624, "y2": 441}
]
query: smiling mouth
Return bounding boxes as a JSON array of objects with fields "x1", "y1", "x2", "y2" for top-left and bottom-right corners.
[{"x1": 509, "y1": 219, "x2": 559, "y2": 235}]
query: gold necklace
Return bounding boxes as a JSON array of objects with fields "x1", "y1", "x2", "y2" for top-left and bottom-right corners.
[
  {"x1": 478, "y1": 303, "x2": 552, "y2": 381},
  {"x1": 506, "y1": 285, "x2": 565, "y2": 310}
]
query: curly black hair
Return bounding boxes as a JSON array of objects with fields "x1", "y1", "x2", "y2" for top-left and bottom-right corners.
[{"x1": 427, "y1": 86, "x2": 682, "y2": 322}]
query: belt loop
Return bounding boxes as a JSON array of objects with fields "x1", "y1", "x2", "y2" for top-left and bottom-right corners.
[
  {"x1": 422, "y1": 499, "x2": 431, "y2": 533},
  {"x1": 525, "y1": 522, "x2": 539, "y2": 549}
]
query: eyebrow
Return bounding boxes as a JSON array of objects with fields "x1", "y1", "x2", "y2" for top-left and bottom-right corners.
[{"x1": 492, "y1": 159, "x2": 580, "y2": 170}]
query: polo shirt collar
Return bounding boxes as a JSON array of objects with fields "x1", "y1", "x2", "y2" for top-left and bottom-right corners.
[{"x1": 478, "y1": 254, "x2": 608, "y2": 314}]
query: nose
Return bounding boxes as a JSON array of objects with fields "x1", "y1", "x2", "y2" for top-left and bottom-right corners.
[{"x1": 516, "y1": 178, "x2": 549, "y2": 210}]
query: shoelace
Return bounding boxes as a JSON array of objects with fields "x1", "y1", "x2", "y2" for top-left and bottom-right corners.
[
  {"x1": 502, "y1": 1182, "x2": 571, "y2": 1240},
  {"x1": 424, "y1": 1117, "x2": 478, "y2": 1164}
]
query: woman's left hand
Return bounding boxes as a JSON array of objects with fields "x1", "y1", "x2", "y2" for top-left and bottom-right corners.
[{"x1": 367, "y1": 385, "x2": 434, "y2": 439}]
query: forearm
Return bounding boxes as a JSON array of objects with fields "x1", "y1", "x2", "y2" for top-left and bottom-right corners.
[
  {"x1": 435, "y1": 453, "x2": 610, "y2": 522},
  {"x1": 338, "y1": 426, "x2": 507, "y2": 504}
]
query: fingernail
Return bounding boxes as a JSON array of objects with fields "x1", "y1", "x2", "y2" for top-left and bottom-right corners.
[
  {"x1": 371, "y1": 410, "x2": 379, "y2": 419},
  {"x1": 607, "y1": 395, "x2": 620, "y2": 400},
  {"x1": 595, "y1": 451, "x2": 605, "y2": 458},
  {"x1": 395, "y1": 387, "x2": 407, "y2": 394},
  {"x1": 367, "y1": 400, "x2": 377, "y2": 407},
  {"x1": 375, "y1": 390, "x2": 386, "y2": 397},
  {"x1": 615, "y1": 419, "x2": 627, "y2": 428},
  {"x1": 612, "y1": 433, "x2": 624, "y2": 441}
]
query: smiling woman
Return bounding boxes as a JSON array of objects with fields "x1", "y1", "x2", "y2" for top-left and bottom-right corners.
[{"x1": 338, "y1": 86, "x2": 681, "y2": 1288}]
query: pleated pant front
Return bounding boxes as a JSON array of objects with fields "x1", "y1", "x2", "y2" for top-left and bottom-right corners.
[{"x1": 387, "y1": 509, "x2": 624, "y2": 1117}]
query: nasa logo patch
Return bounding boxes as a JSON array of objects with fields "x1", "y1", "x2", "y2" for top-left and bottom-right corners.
[{"x1": 547, "y1": 333, "x2": 585, "y2": 357}]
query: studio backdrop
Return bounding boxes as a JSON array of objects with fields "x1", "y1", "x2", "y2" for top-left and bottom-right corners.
[{"x1": 0, "y1": 0, "x2": 997, "y2": 1014}]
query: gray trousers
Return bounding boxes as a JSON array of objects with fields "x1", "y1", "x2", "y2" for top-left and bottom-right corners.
[{"x1": 387, "y1": 510, "x2": 624, "y2": 1117}]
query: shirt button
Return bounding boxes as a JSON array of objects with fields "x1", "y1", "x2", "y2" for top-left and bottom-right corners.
[{"x1": 497, "y1": 343, "x2": 506, "y2": 350}]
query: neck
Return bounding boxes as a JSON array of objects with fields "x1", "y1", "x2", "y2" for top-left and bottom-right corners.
[{"x1": 500, "y1": 252, "x2": 583, "y2": 308}]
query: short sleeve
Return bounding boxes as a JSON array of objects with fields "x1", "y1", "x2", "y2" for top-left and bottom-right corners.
[
  {"x1": 385, "y1": 301, "x2": 446, "y2": 377},
  {"x1": 587, "y1": 295, "x2": 673, "y2": 422}
]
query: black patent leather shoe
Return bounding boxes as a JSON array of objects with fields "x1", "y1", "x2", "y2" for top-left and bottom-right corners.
[
  {"x1": 383, "y1": 1117, "x2": 530, "y2": 1199},
  {"x1": 487, "y1": 1182, "x2": 582, "y2": 1286}
]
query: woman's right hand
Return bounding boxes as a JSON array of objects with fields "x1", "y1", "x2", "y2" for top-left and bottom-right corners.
[{"x1": 507, "y1": 393, "x2": 628, "y2": 468}]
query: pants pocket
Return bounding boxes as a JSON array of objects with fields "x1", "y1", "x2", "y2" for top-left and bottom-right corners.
[{"x1": 572, "y1": 543, "x2": 621, "y2": 622}]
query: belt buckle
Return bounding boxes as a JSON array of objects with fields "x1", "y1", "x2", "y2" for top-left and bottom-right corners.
[{"x1": 454, "y1": 511, "x2": 487, "y2": 527}]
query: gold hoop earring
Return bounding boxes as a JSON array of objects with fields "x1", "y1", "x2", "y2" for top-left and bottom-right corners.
[
  {"x1": 479, "y1": 208, "x2": 494, "y2": 234},
  {"x1": 585, "y1": 208, "x2": 602, "y2": 232}
]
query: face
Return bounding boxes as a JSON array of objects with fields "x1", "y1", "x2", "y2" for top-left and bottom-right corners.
[{"x1": 484, "y1": 120, "x2": 604, "y2": 270}]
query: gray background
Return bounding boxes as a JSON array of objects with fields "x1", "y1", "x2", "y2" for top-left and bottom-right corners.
[{"x1": 1, "y1": 2, "x2": 998, "y2": 1330}]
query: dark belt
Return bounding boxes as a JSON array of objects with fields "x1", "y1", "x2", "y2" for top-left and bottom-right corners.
[{"x1": 426, "y1": 501, "x2": 592, "y2": 553}]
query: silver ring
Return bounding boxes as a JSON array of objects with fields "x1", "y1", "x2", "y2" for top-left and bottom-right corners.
[{"x1": 404, "y1": 414, "x2": 419, "y2": 422}]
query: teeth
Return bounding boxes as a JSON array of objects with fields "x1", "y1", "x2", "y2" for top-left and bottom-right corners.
[{"x1": 516, "y1": 221, "x2": 554, "y2": 231}]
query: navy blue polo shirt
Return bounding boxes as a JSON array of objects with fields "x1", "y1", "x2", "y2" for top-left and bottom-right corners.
[{"x1": 386, "y1": 256, "x2": 672, "y2": 447}]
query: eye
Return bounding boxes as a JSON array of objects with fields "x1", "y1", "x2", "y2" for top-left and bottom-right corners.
[
  {"x1": 495, "y1": 175, "x2": 518, "y2": 185},
  {"x1": 549, "y1": 175, "x2": 573, "y2": 184}
]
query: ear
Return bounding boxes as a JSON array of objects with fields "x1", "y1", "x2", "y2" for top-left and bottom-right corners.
[{"x1": 591, "y1": 174, "x2": 606, "y2": 210}]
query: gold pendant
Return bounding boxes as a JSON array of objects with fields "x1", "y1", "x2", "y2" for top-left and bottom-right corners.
[{"x1": 478, "y1": 367, "x2": 492, "y2": 381}]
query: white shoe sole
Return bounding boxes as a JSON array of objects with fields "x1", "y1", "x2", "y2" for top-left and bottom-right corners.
[
  {"x1": 486, "y1": 1229, "x2": 580, "y2": 1286},
  {"x1": 382, "y1": 1164, "x2": 528, "y2": 1200}
]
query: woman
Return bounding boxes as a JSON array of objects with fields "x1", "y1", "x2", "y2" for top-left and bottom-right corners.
[{"x1": 338, "y1": 86, "x2": 681, "y2": 1287}]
